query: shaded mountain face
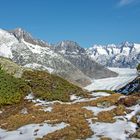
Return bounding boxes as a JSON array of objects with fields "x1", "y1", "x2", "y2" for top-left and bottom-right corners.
[
  {"x1": 116, "y1": 76, "x2": 140, "y2": 95},
  {"x1": 54, "y1": 41, "x2": 118, "y2": 79},
  {"x1": 86, "y1": 42, "x2": 140, "y2": 68}
]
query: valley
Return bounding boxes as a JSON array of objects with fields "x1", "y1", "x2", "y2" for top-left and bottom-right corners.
[
  {"x1": 0, "y1": 28, "x2": 139, "y2": 140},
  {"x1": 85, "y1": 68, "x2": 137, "y2": 91}
]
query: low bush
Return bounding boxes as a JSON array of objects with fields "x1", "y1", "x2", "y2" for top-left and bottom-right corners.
[
  {"x1": 0, "y1": 66, "x2": 29, "y2": 106},
  {"x1": 92, "y1": 90, "x2": 116, "y2": 94},
  {"x1": 22, "y1": 70, "x2": 90, "y2": 102},
  {"x1": 137, "y1": 64, "x2": 140, "y2": 71}
]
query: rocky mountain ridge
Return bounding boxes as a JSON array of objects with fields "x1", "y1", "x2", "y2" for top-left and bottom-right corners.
[
  {"x1": 9, "y1": 28, "x2": 50, "y2": 48},
  {"x1": 0, "y1": 28, "x2": 117, "y2": 87},
  {"x1": 86, "y1": 41, "x2": 140, "y2": 68},
  {"x1": 53, "y1": 40, "x2": 117, "y2": 79},
  {"x1": 0, "y1": 28, "x2": 91, "y2": 87}
]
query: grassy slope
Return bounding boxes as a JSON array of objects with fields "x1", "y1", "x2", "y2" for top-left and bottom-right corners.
[
  {"x1": 92, "y1": 90, "x2": 116, "y2": 94},
  {"x1": 0, "y1": 57, "x2": 90, "y2": 106},
  {"x1": 137, "y1": 63, "x2": 140, "y2": 71},
  {"x1": 0, "y1": 66, "x2": 29, "y2": 106},
  {"x1": 22, "y1": 70, "x2": 91, "y2": 102}
]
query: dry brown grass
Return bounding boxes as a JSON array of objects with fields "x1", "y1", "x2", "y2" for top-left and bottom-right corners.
[
  {"x1": 97, "y1": 111, "x2": 116, "y2": 123},
  {"x1": 74, "y1": 93, "x2": 122, "y2": 107},
  {"x1": 0, "y1": 93, "x2": 124, "y2": 139},
  {"x1": 96, "y1": 105, "x2": 127, "y2": 123},
  {"x1": 100, "y1": 137, "x2": 112, "y2": 140},
  {"x1": 0, "y1": 100, "x2": 94, "y2": 139},
  {"x1": 0, "y1": 101, "x2": 50, "y2": 130},
  {"x1": 40, "y1": 103, "x2": 94, "y2": 140},
  {"x1": 117, "y1": 94, "x2": 140, "y2": 107},
  {"x1": 90, "y1": 93, "x2": 122, "y2": 106}
]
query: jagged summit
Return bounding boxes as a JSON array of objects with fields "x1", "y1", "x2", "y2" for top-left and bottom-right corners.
[
  {"x1": 120, "y1": 41, "x2": 134, "y2": 47},
  {"x1": 0, "y1": 28, "x2": 118, "y2": 86},
  {"x1": 9, "y1": 28, "x2": 50, "y2": 47},
  {"x1": 57, "y1": 40, "x2": 80, "y2": 47},
  {"x1": 54, "y1": 40, "x2": 85, "y2": 54},
  {"x1": 9, "y1": 28, "x2": 31, "y2": 40},
  {"x1": 86, "y1": 41, "x2": 140, "y2": 68},
  {"x1": 0, "y1": 28, "x2": 92, "y2": 86},
  {"x1": 54, "y1": 40, "x2": 118, "y2": 79}
]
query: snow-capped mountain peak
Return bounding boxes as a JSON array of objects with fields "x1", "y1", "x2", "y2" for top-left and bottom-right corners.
[
  {"x1": 10, "y1": 28, "x2": 28, "y2": 38},
  {"x1": 120, "y1": 41, "x2": 133, "y2": 47},
  {"x1": 9, "y1": 28, "x2": 50, "y2": 48},
  {"x1": 54, "y1": 40, "x2": 85, "y2": 55},
  {"x1": 54, "y1": 40, "x2": 118, "y2": 79},
  {"x1": 134, "y1": 43, "x2": 140, "y2": 53},
  {"x1": 86, "y1": 42, "x2": 140, "y2": 68}
]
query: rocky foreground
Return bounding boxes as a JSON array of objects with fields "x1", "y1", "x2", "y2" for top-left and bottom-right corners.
[{"x1": 0, "y1": 91, "x2": 140, "y2": 140}]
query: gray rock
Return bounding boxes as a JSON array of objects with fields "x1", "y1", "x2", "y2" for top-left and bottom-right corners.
[
  {"x1": 20, "y1": 108, "x2": 28, "y2": 115},
  {"x1": 97, "y1": 101, "x2": 111, "y2": 108},
  {"x1": 132, "y1": 128, "x2": 140, "y2": 138}
]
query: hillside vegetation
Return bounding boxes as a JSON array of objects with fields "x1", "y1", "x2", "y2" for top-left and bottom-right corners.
[
  {"x1": 0, "y1": 57, "x2": 90, "y2": 106},
  {"x1": 137, "y1": 63, "x2": 140, "y2": 71},
  {"x1": 0, "y1": 66, "x2": 29, "y2": 106},
  {"x1": 22, "y1": 70, "x2": 90, "y2": 102}
]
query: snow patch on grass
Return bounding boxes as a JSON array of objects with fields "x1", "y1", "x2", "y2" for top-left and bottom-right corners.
[
  {"x1": 87, "y1": 119, "x2": 137, "y2": 140},
  {"x1": 0, "y1": 122, "x2": 68, "y2": 140},
  {"x1": 91, "y1": 92, "x2": 110, "y2": 97},
  {"x1": 83, "y1": 105, "x2": 116, "y2": 116},
  {"x1": 42, "y1": 107, "x2": 53, "y2": 112},
  {"x1": 70, "y1": 94, "x2": 81, "y2": 101},
  {"x1": 126, "y1": 104, "x2": 140, "y2": 120}
]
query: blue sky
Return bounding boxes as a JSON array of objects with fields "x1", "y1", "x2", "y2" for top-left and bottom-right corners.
[{"x1": 0, "y1": 0, "x2": 140, "y2": 47}]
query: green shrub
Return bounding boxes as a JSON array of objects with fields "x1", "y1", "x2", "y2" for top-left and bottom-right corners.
[
  {"x1": 92, "y1": 90, "x2": 116, "y2": 94},
  {"x1": 137, "y1": 64, "x2": 140, "y2": 71},
  {"x1": 0, "y1": 67, "x2": 29, "y2": 106},
  {"x1": 22, "y1": 70, "x2": 90, "y2": 102}
]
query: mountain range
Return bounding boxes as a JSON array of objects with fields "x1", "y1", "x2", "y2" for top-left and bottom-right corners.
[
  {"x1": 86, "y1": 42, "x2": 140, "y2": 68},
  {"x1": 0, "y1": 28, "x2": 117, "y2": 87},
  {"x1": 0, "y1": 28, "x2": 139, "y2": 87},
  {"x1": 53, "y1": 41, "x2": 117, "y2": 79},
  {"x1": 0, "y1": 28, "x2": 140, "y2": 140}
]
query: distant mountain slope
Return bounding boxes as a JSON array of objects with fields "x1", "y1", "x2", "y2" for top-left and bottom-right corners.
[
  {"x1": 53, "y1": 41, "x2": 118, "y2": 79},
  {"x1": 0, "y1": 28, "x2": 119, "y2": 87},
  {"x1": 86, "y1": 42, "x2": 140, "y2": 68},
  {"x1": 85, "y1": 68, "x2": 137, "y2": 91},
  {"x1": 0, "y1": 28, "x2": 91, "y2": 87}
]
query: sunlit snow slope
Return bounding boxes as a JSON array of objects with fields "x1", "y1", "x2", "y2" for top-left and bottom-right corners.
[{"x1": 85, "y1": 68, "x2": 137, "y2": 91}]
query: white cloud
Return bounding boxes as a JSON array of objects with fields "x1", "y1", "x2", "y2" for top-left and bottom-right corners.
[{"x1": 118, "y1": 0, "x2": 136, "y2": 6}]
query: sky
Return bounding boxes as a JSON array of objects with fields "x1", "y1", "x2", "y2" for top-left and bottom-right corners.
[{"x1": 0, "y1": 0, "x2": 140, "y2": 47}]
